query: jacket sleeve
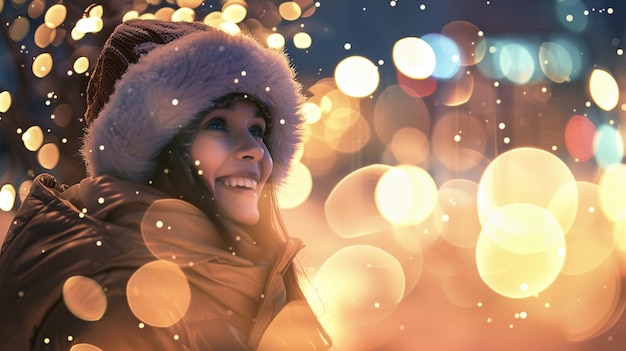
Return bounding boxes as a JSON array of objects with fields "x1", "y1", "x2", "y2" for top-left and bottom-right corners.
[{"x1": 33, "y1": 290, "x2": 252, "y2": 351}]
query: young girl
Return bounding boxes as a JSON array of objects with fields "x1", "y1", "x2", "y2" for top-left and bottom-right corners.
[{"x1": 0, "y1": 19, "x2": 330, "y2": 350}]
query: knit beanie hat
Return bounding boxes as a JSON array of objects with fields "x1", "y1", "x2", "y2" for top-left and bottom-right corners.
[{"x1": 81, "y1": 19, "x2": 304, "y2": 184}]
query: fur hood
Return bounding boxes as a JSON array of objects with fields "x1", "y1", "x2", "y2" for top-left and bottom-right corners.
[{"x1": 81, "y1": 23, "x2": 304, "y2": 184}]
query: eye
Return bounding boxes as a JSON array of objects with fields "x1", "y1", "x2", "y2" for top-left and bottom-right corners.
[
  {"x1": 204, "y1": 118, "x2": 226, "y2": 131},
  {"x1": 249, "y1": 124, "x2": 265, "y2": 138}
]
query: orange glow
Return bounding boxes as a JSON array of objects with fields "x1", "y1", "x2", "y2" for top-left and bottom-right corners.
[
  {"x1": 373, "y1": 85, "x2": 430, "y2": 144},
  {"x1": 476, "y1": 203, "x2": 566, "y2": 299},
  {"x1": 387, "y1": 127, "x2": 430, "y2": 165},
  {"x1": 477, "y1": 147, "x2": 578, "y2": 234},
  {"x1": 313, "y1": 245, "x2": 405, "y2": 349},
  {"x1": 37, "y1": 143, "x2": 60, "y2": 169},
  {"x1": 598, "y1": 164, "x2": 626, "y2": 222},
  {"x1": 44, "y1": 4, "x2": 66, "y2": 29},
  {"x1": 435, "y1": 179, "x2": 481, "y2": 248},
  {"x1": 431, "y1": 110, "x2": 487, "y2": 172},
  {"x1": 441, "y1": 20, "x2": 486, "y2": 66},
  {"x1": 325, "y1": 164, "x2": 394, "y2": 238},
  {"x1": 277, "y1": 161, "x2": 313, "y2": 209},
  {"x1": 126, "y1": 260, "x2": 191, "y2": 327},
  {"x1": 375, "y1": 165, "x2": 438, "y2": 226},
  {"x1": 62, "y1": 276, "x2": 107, "y2": 321},
  {"x1": 561, "y1": 182, "x2": 614, "y2": 275}
]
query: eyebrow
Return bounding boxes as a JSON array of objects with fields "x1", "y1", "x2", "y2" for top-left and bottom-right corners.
[{"x1": 206, "y1": 106, "x2": 267, "y2": 122}]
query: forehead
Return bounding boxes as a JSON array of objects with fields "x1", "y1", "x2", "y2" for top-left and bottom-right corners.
[
  {"x1": 213, "y1": 99, "x2": 261, "y2": 112},
  {"x1": 211, "y1": 93, "x2": 271, "y2": 118}
]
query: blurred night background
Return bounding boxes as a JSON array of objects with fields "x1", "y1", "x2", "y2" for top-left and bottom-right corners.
[{"x1": 2, "y1": 0, "x2": 626, "y2": 350}]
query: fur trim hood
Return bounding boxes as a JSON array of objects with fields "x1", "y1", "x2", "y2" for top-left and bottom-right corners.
[{"x1": 81, "y1": 22, "x2": 304, "y2": 184}]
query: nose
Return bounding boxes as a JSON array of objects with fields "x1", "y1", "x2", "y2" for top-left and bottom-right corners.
[{"x1": 234, "y1": 132, "x2": 265, "y2": 161}]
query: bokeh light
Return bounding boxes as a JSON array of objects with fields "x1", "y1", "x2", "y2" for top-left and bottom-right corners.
[
  {"x1": 476, "y1": 203, "x2": 566, "y2": 299},
  {"x1": 555, "y1": 0, "x2": 589, "y2": 33},
  {"x1": 266, "y1": 32, "x2": 286, "y2": 49},
  {"x1": 293, "y1": 32, "x2": 312, "y2": 49},
  {"x1": 37, "y1": 143, "x2": 60, "y2": 169},
  {"x1": 334, "y1": 56, "x2": 380, "y2": 98},
  {"x1": 560, "y1": 182, "x2": 615, "y2": 276},
  {"x1": 178, "y1": 0, "x2": 203, "y2": 8},
  {"x1": 140, "y1": 199, "x2": 224, "y2": 262},
  {"x1": 0, "y1": 91, "x2": 11, "y2": 113},
  {"x1": 499, "y1": 41, "x2": 535, "y2": 84},
  {"x1": 431, "y1": 110, "x2": 487, "y2": 172},
  {"x1": 34, "y1": 23, "x2": 56, "y2": 48},
  {"x1": 325, "y1": 164, "x2": 393, "y2": 238},
  {"x1": 9, "y1": 16, "x2": 29, "y2": 42},
  {"x1": 593, "y1": 124, "x2": 624, "y2": 168},
  {"x1": 313, "y1": 245, "x2": 405, "y2": 348},
  {"x1": 32, "y1": 52, "x2": 53, "y2": 78},
  {"x1": 539, "y1": 255, "x2": 622, "y2": 342},
  {"x1": 392, "y1": 37, "x2": 436, "y2": 79},
  {"x1": 277, "y1": 161, "x2": 313, "y2": 209},
  {"x1": 75, "y1": 16, "x2": 104, "y2": 34},
  {"x1": 421, "y1": 33, "x2": 461, "y2": 79},
  {"x1": 62, "y1": 276, "x2": 107, "y2": 321},
  {"x1": 279, "y1": 1, "x2": 302, "y2": 21},
  {"x1": 43, "y1": 4, "x2": 66, "y2": 29},
  {"x1": 437, "y1": 70, "x2": 474, "y2": 106},
  {"x1": 0, "y1": 184, "x2": 16, "y2": 212},
  {"x1": 598, "y1": 164, "x2": 626, "y2": 222},
  {"x1": 69, "y1": 344, "x2": 103, "y2": 351},
  {"x1": 171, "y1": 7, "x2": 196, "y2": 22},
  {"x1": 300, "y1": 101, "x2": 322, "y2": 124},
  {"x1": 540, "y1": 42, "x2": 573, "y2": 83},
  {"x1": 22, "y1": 126, "x2": 44, "y2": 151},
  {"x1": 435, "y1": 179, "x2": 481, "y2": 248},
  {"x1": 564, "y1": 115, "x2": 596, "y2": 162},
  {"x1": 126, "y1": 260, "x2": 191, "y2": 327},
  {"x1": 386, "y1": 127, "x2": 429, "y2": 165},
  {"x1": 323, "y1": 107, "x2": 370, "y2": 153},
  {"x1": 375, "y1": 165, "x2": 438, "y2": 226},
  {"x1": 441, "y1": 20, "x2": 486, "y2": 66},
  {"x1": 477, "y1": 147, "x2": 578, "y2": 234},
  {"x1": 222, "y1": 1, "x2": 247, "y2": 23},
  {"x1": 373, "y1": 85, "x2": 430, "y2": 144},
  {"x1": 588, "y1": 68, "x2": 619, "y2": 111}
]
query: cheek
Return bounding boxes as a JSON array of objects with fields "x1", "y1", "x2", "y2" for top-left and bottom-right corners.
[
  {"x1": 190, "y1": 140, "x2": 219, "y2": 189},
  {"x1": 261, "y1": 147, "x2": 274, "y2": 182}
]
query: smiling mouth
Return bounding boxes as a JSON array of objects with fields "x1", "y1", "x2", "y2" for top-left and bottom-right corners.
[{"x1": 217, "y1": 177, "x2": 258, "y2": 190}]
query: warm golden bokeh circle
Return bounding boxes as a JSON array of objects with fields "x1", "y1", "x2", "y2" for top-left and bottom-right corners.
[
  {"x1": 375, "y1": 165, "x2": 438, "y2": 226},
  {"x1": 476, "y1": 203, "x2": 566, "y2": 299},
  {"x1": 325, "y1": 164, "x2": 393, "y2": 238},
  {"x1": 477, "y1": 147, "x2": 578, "y2": 234},
  {"x1": 62, "y1": 276, "x2": 107, "y2": 321},
  {"x1": 126, "y1": 260, "x2": 191, "y2": 327}
]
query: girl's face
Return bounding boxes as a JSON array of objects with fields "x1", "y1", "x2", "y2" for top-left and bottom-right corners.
[{"x1": 190, "y1": 100, "x2": 273, "y2": 226}]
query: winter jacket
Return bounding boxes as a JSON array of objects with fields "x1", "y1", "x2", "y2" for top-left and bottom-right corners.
[{"x1": 0, "y1": 174, "x2": 321, "y2": 350}]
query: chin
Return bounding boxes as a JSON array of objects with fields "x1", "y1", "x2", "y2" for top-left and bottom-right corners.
[{"x1": 224, "y1": 210, "x2": 260, "y2": 227}]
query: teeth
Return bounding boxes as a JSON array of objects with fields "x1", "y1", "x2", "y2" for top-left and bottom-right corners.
[{"x1": 222, "y1": 177, "x2": 257, "y2": 189}]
